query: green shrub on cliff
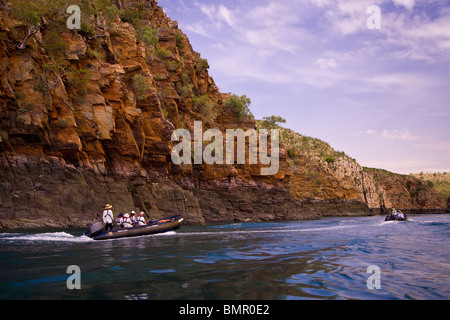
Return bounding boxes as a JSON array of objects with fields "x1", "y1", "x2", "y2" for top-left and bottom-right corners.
[
  {"x1": 10, "y1": 0, "x2": 42, "y2": 26},
  {"x1": 287, "y1": 149, "x2": 296, "y2": 158},
  {"x1": 194, "y1": 57, "x2": 210, "y2": 72},
  {"x1": 119, "y1": 3, "x2": 145, "y2": 24},
  {"x1": 33, "y1": 72, "x2": 49, "y2": 94},
  {"x1": 43, "y1": 31, "x2": 67, "y2": 57},
  {"x1": 138, "y1": 26, "x2": 159, "y2": 47},
  {"x1": 176, "y1": 71, "x2": 193, "y2": 99},
  {"x1": 132, "y1": 74, "x2": 150, "y2": 101},
  {"x1": 132, "y1": 18, "x2": 159, "y2": 48},
  {"x1": 69, "y1": 68, "x2": 90, "y2": 96},
  {"x1": 261, "y1": 115, "x2": 286, "y2": 129},
  {"x1": 193, "y1": 94, "x2": 214, "y2": 117},
  {"x1": 223, "y1": 94, "x2": 254, "y2": 122},
  {"x1": 156, "y1": 48, "x2": 172, "y2": 59},
  {"x1": 176, "y1": 33, "x2": 184, "y2": 50},
  {"x1": 57, "y1": 118, "x2": 68, "y2": 129},
  {"x1": 176, "y1": 82, "x2": 192, "y2": 99},
  {"x1": 325, "y1": 156, "x2": 336, "y2": 164}
]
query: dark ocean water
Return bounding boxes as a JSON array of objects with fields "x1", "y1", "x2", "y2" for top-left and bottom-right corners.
[{"x1": 0, "y1": 214, "x2": 449, "y2": 300}]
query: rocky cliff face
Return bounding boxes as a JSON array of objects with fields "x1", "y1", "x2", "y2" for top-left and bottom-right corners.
[
  {"x1": 364, "y1": 168, "x2": 446, "y2": 214},
  {"x1": 0, "y1": 0, "x2": 446, "y2": 228},
  {"x1": 275, "y1": 127, "x2": 445, "y2": 215}
]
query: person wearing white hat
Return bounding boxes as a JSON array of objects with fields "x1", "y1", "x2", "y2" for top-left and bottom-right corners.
[
  {"x1": 137, "y1": 211, "x2": 146, "y2": 226},
  {"x1": 102, "y1": 204, "x2": 114, "y2": 231},
  {"x1": 122, "y1": 213, "x2": 133, "y2": 228},
  {"x1": 130, "y1": 211, "x2": 137, "y2": 224}
]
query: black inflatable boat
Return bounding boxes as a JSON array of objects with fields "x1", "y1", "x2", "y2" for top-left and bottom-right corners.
[
  {"x1": 85, "y1": 215, "x2": 184, "y2": 240},
  {"x1": 385, "y1": 213, "x2": 408, "y2": 221}
]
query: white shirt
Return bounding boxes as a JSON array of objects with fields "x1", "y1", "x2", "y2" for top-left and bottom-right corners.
[
  {"x1": 103, "y1": 209, "x2": 113, "y2": 224},
  {"x1": 137, "y1": 215, "x2": 146, "y2": 225},
  {"x1": 122, "y1": 217, "x2": 133, "y2": 228}
]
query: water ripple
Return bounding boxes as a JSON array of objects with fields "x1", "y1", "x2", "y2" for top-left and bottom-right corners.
[{"x1": 1, "y1": 214, "x2": 449, "y2": 299}]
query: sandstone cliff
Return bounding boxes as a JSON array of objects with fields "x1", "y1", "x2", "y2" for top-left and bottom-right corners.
[
  {"x1": 411, "y1": 172, "x2": 450, "y2": 213},
  {"x1": 0, "y1": 0, "x2": 446, "y2": 228}
]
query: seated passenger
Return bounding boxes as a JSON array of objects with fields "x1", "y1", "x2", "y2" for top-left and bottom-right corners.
[
  {"x1": 122, "y1": 213, "x2": 134, "y2": 228},
  {"x1": 137, "y1": 211, "x2": 146, "y2": 226},
  {"x1": 116, "y1": 213, "x2": 124, "y2": 227},
  {"x1": 130, "y1": 211, "x2": 137, "y2": 224}
]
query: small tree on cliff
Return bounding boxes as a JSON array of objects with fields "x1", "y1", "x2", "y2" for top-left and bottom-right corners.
[
  {"x1": 261, "y1": 115, "x2": 286, "y2": 129},
  {"x1": 11, "y1": 0, "x2": 45, "y2": 49},
  {"x1": 223, "y1": 94, "x2": 254, "y2": 122}
]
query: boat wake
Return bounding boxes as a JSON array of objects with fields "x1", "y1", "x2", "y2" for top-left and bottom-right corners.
[
  {"x1": 177, "y1": 224, "x2": 359, "y2": 237},
  {"x1": 0, "y1": 232, "x2": 93, "y2": 242},
  {"x1": 0, "y1": 229, "x2": 182, "y2": 243}
]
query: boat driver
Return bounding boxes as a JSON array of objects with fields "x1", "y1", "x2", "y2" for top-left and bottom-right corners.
[{"x1": 102, "y1": 204, "x2": 114, "y2": 231}]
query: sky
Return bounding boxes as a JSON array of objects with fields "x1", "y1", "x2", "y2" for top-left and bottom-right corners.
[{"x1": 158, "y1": 0, "x2": 450, "y2": 174}]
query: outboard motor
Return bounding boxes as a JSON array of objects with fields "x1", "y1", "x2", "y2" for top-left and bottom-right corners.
[{"x1": 90, "y1": 222, "x2": 105, "y2": 237}]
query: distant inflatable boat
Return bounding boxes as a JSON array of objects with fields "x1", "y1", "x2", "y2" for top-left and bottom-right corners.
[
  {"x1": 85, "y1": 215, "x2": 184, "y2": 240},
  {"x1": 385, "y1": 214, "x2": 408, "y2": 221}
]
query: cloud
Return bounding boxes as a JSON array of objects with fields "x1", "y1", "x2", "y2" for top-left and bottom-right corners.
[
  {"x1": 314, "y1": 57, "x2": 338, "y2": 70},
  {"x1": 319, "y1": 0, "x2": 380, "y2": 35},
  {"x1": 381, "y1": 129, "x2": 418, "y2": 141},
  {"x1": 199, "y1": 3, "x2": 236, "y2": 29},
  {"x1": 354, "y1": 129, "x2": 378, "y2": 137},
  {"x1": 308, "y1": 0, "x2": 450, "y2": 64},
  {"x1": 393, "y1": 0, "x2": 415, "y2": 11},
  {"x1": 184, "y1": 22, "x2": 214, "y2": 38},
  {"x1": 191, "y1": 1, "x2": 311, "y2": 54},
  {"x1": 382, "y1": 9, "x2": 450, "y2": 63},
  {"x1": 355, "y1": 129, "x2": 419, "y2": 141},
  {"x1": 310, "y1": 0, "x2": 331, "y2": 7}
]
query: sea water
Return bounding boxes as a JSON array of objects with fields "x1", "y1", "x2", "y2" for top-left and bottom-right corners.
[{"x1": 0, "y1": 215, "x2": 449, "y2": 300}]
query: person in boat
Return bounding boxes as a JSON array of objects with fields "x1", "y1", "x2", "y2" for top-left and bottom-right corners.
[
  {"x1": 398, "y1": 210, "x2": 405, "y2": 220},
  {"x1": 122, "y1": 213, "x2": 134, "y2": 228},
  {"x1": 130, "y1": 211, "x2": 137, "y2": 224},
  {"x1": 385, "y1": 208, "x2": 396, "y2": 221},
  {"x1": 116, "y1": 213, "x2": 124, "y2": 228},
  {"x1": 103, "y1": 204, "x2": 114, "y2": 231},
  {"x1": 137, "y1": 211, "x2": 146, "y2": 226}
]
